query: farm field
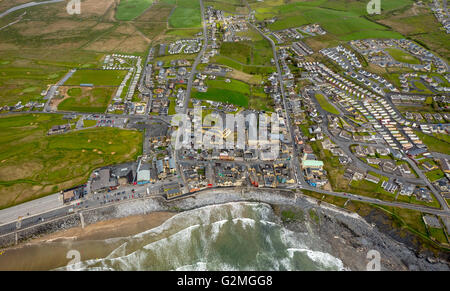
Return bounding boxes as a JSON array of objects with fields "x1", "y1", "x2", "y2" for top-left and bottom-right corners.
[
  {"x1": 0, "y1": 114, "x2": 142, "y2": 209},
  {"x1": 0, "y1": 50, "x2": 103, "y2": 106},
  {"x1": 168, "y1": 0, "x2": 202, "y2": 28},
  {"x1": 115, "y1": 0, "x2": 154, "y2": 21},
  {"x1": 0, "y1": 0, "x2": 160, "y2": 106},
  {"x1": 219, "y1": 40, "x2": 273, "y2": 67}
]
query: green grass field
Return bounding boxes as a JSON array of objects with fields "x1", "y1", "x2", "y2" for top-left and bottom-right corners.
[
  {"x1": 83, "y1": 119, "x2": 98, "y2": 127},
  {"x1": 428, "y1": 227, "x2": 449, "y2": 244},
  {"x1": 168, "y1": 97, "x2": 176, "y2": 115},
  {"x1": 414, "y1": 131, "x2": 450, "y2": 155},
  {"x1": 169, "y1": 0, "x2": 202, "y2": 28},
  {"x1": 219, "y1": 40, "x2": 273, "y2": 67},
  {"x1": 315, "y1": 93, "x2": 340, "y2": 115},
  {"x1": 192, "y1": 78, "x2": 250, "y2": 107},
  {"x1": 116, "y1": 0, "x2": 154, "y2": 21},
  {"x1": 425, "y1": 169, "x2": 445, "y2": 182},
  {"x1": 386, "y1": 48, "x2": 421, "y2": 65},
  {"x1": 0, "y1": 114, "x2": 142, "y2": 209},
  {"x1": 65, "y1": 70, "x2": 127, "y2": 87},
  {"x1": 58, "y1": 87, "x2": 116, "y2": 113}
]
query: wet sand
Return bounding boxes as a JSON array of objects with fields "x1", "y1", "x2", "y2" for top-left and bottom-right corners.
[
  {"x1": 33, "y1": 211, "x2": 175, "y2": 243},
  {"x1": 0, "y1": 211, "x2": 175, "y2": 270}
]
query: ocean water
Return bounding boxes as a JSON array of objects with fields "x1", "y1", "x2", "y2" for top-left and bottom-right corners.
[{"x1": 54, "y1": 202, "x2": 346, "y2": 271}]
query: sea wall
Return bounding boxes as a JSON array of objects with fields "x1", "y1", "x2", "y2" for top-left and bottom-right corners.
[
  {"x1": 0, "y1": 213, "x2": 81, "y2": 248},
  {"x1": 0, "y1": 188, "x2": 312, "y2": 248}
]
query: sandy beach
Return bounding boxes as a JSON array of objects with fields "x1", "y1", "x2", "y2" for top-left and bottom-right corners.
[
  {"x1": 0, "y1": 211, "x2": 175, "y2": 270},
  {"x1": 32, "y1": 211, "x2": 176, "y2": 243}
]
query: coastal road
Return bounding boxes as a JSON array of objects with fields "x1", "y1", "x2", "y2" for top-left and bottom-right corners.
[
  {"x1": 0, "y1": 180, "x2": 177, "y2": 238},
  {"x1": 0, "y1": 193, "x2": 64, "y2": 226},
  {"x1": 298, "y1": 184, "x2": 450, "y2": 217}
]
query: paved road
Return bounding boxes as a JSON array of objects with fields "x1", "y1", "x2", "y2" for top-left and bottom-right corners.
[
  {"x1": 404, "y1": 155, "x2": 449, "y2": 211},
  {"x1": 308, "y1": 87, "x2": 448, "y2": 210},
  {"x1": 298, "y1": 184, "x2": 450, "y2": 217},
  {"x1": 175, "y1": 0, "x2": 208, "y2": 192},
  {"x1": 0, "y1": 193, "x2": 63, "y2": 226},
  {"x1": 251, "y1": 23, "x2": 305, "y2": 187},
  {"x1": 2, "y1": 110, "x2": 172, "y2": 125}
]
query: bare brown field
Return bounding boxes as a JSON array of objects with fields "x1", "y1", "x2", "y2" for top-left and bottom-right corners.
[
  {"x1": 78, "y1": 0, "x2": 116, "y2": 17},
  {"x1": 0, "y1": 43, "x2": 18, "y2": 50},
  {"x1": 228, "y1": 69, "x2": 262, "y2": 85},
  {"x1": 0, "y1": 162, "x2": 44, "y2": 182},
  {"x1": 16, "y1": 20, "x2": 98, "y2": 36},
  {"x1": 91, "y1": 22, "x2": 115, "y2": 31},
  {"x1": 84, "y1": 35, "x2": 128, "y2": 53},
  {"x1": 115, "y1": 23, "x2": 138, "y2": 34},
  {"x1": 84, "y1": 24, "x2": 151, "y2": 53},
  {"x1": 305, "y1": 35, "x2": 340, "y2": 52}
]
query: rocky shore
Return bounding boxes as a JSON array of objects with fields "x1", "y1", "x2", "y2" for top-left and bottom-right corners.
[{"x1": 1, "y1": 188, "x2": 449, "y2": 270}]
